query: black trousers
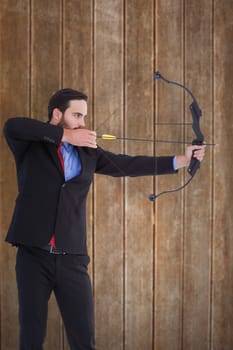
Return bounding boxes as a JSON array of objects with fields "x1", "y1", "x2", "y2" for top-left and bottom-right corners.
[{"x1": 16, "y1": 246, "x2": 96, "y2": 350}]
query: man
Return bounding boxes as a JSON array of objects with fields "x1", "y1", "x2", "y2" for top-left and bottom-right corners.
[{"x1": 3, "y1": 88, "x2": 205, "y2": 350}]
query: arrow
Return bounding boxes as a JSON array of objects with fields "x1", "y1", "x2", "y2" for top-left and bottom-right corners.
[{"x1": 97, "y1": 134, "x2": 216, "y2": 146}]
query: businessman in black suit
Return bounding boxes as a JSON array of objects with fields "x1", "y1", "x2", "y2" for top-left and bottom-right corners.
[{"x1": 4, "y1": 88, "x2": 205, "y2": 350}]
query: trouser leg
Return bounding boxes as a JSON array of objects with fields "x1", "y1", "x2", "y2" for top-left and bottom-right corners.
[
  {"x1": 16, "y1": 246, "x2": 54, "y2": 350},
  {"x1": 54, "y1": 255, "x2": 96, "y2": 350}
]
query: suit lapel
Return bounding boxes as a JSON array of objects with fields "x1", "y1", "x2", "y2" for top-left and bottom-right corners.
[{"x1": 45, "y1": 143, "x2": 64, "y2": 177}]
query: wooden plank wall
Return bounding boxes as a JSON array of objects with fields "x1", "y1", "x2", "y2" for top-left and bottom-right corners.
[{"x1": 0, "y1": 0, "x2": 232, "y2": 349}]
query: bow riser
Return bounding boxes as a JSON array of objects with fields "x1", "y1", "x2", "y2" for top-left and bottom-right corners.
[{"x1": 188, "y1": 100, "x2": 204, "y2": 177}]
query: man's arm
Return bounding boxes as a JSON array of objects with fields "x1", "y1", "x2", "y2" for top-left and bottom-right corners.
[
  {"x1": 4, "y1": 117, "x2": 64, "y2": 164},
  {"x1": 4, "y1": 117, "x2": 63, "y2": 145},
  {"x1": 94, "y1": 144, "x2": 206, "y2": 178},
  {"x1": 62, "y1": 128, "x2": 97, "y2": 148}
]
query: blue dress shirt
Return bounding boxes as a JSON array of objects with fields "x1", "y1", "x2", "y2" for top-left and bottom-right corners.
[{"x1": 61, "y1": 142, "x2": 81, "y2": 181}]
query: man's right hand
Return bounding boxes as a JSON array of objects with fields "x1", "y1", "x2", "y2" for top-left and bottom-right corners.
[{"x1": 62, "y1": 128, "x2": 97, "y2": 148}]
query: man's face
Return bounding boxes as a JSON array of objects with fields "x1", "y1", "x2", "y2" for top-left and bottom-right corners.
[{"x1": 56, "y1": 99, "x2": 87, "y2": 129}]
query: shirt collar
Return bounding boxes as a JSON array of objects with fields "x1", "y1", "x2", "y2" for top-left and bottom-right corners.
[{"x1": 62, "y1": 142, "x2": 73, "y2": 152}]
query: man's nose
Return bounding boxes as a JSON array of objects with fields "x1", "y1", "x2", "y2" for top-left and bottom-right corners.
[{"x1": 78, "y1": 117, "x2": 85, "y2": 127}]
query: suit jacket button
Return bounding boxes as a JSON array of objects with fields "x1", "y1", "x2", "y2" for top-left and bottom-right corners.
[{"x1": 62, "y1": 183, "x2": 66, "y2": 188}]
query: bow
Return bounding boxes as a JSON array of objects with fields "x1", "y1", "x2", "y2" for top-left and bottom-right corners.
[
  {"x1": 148, "y1": 71, "x2": 205, "y2": 200},
  {"x1": 97, "y1": 71, "x2": 213, "y2": 200}
]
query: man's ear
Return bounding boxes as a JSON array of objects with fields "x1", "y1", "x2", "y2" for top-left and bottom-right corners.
[{"x1": 50, "y1": 108, "x2": 62, "y2": 125}]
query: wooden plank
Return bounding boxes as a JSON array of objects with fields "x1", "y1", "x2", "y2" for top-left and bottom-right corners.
[
  {"x1": 31, "y1": 1, "x2": 62, "y2": 349},
  {"x1": 31, "y1": 0, "x2": 62, "y2": 122},
  {"x1": 183, "y1": 1, "x2": 213, "y2": 349},
  {"x1": 124, "y1": 1, "x2": 154, "y2": 349},
  {"x1": 62, "y1": 1, "x2": 94, "y2": 348},
  {"x1": 154, "y1": 1, "x2": 184, "y2": 349},
  {"x1": 93, "y1": 1, "x2": 124, "y2": 349},
  {"x1": 0, "y1": 1, "x2": 30, "y2": 349},
  {"x1": 212, "y1": 1, "x2": 233, "y2": 349},
  {"x1": 1, "y1": 2, "x2": 232, "y2": 350},
  {"x1": 63, "y1": 1, "x2": 93, "y2": 96}
]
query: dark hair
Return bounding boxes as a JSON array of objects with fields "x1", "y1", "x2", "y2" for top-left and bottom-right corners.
[{"x1": 48, "y1": 88, "x2": 88, "y2": 120}]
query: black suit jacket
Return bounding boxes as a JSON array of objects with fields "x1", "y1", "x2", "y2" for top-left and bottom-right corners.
[{"x1": 4, "y1": 117, "x2": 177, "y2": 254}]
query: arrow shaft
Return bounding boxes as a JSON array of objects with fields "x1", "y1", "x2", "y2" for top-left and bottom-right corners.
[{"x1": 97, "y1": 135, "x2": 216, "y2": 146}]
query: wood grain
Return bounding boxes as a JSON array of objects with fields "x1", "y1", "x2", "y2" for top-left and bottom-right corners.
[
  {"x1": 154, "y1": 1, "x2": 184, "y2": 349},
  {"x1": 0, "y1": 0, "x2": 232, "y2": 349},
  {"x1": 31, "y1": 0, "x2": 63, "y2": 348},
  {"x1": 212, "y1": 1, "x2": 233, "y2": 349},
  {"x1": 0, "y1": 1, "x2": 30, "y2": 349},
  {"x1": 183, "y1": 1, "x2": 213, "y2": 349},
  {"x1": 94, "y1": 1, "x2": 125, "y2": 349}
]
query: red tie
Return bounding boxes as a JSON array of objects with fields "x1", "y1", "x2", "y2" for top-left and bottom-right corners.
[
  {"x1": 57, "y1": 142, "x2": 64, "y2": 171},
  {"x1": 49, "y1": 143, "x2": 64, "y2": 248}
]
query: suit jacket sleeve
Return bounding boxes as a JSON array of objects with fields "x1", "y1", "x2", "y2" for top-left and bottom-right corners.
[
  {"x1": 95, "y1": 146, "x2": 177, "y2": 177},
  {"x1": 4, "y1": 117, "x2": 63, "y2": 165}
]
